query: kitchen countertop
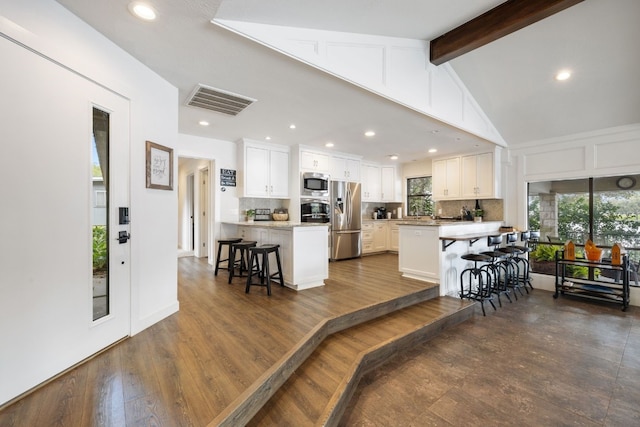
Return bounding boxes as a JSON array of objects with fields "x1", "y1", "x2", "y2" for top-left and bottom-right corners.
[{"x1": 222, "y1": 221, "x2": 328, "y2": 230}]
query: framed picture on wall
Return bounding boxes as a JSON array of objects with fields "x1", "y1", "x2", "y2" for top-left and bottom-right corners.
[{"x1": 145, "y1": 140, "x2": 173, "y2": 190}]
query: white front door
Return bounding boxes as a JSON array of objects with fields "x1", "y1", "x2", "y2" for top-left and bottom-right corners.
[{"x1": 0, "y1": 36, "x2": 130, "y2": 404}]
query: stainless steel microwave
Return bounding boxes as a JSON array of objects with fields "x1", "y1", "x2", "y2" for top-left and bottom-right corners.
[{"x1": 301, "y1": 172, "x2": 330, "y2": 197}]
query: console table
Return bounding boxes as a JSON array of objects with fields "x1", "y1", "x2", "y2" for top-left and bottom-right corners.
[{"x1": 554, "y1": 250, "x2": 630, "y2": 311}]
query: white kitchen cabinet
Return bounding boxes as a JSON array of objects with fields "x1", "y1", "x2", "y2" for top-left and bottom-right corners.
[
  {"x1": 432, "y1": 157, "x2": 460, "y2": 200},
  {"x1": 461, "y1": 152, "x2": 495, "y2": 199},
  {"x1": 330, "y1": 155, "x2": 360, "y2": 181},
  {"x1": 372, "y1": 222, "x2": 388, "y2": 252},
  {"x1": 361, "y1": 221, "x2": 374, "y2": 254},
  {"x1": 300, "y1": 150, "x2": 330, "y2": 173},
  {"x1": 381, "y1": 166, "x2": 399, "y2": 202},
  {"x1": 239, "y1": 140, "x2": 289, "y2": 198},
  {"x1": 362, "y1": 220, "x2": 388, "y2": 254},
  {"x1": 361, "y1": 163, "x2": 381, "y2": 201},
  {"x1": 388, "y1": 222, "x2": 399, "y2": 252}
]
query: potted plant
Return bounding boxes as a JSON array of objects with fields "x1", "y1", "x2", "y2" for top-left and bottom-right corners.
[
  {"x1": 246, "y1": 209, "x2": 255, "y2": 223},
  {"x1": 474, "y1": 208, "x2": 484, "y2": 222}
]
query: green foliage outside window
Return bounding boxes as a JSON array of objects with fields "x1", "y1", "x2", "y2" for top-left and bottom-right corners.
[
  {"x1": 93, "y1": 225, "x2": 108, "y2": 272},
  {"x1": 407, "y1": 176, "x2": 433, "y2": 217}
]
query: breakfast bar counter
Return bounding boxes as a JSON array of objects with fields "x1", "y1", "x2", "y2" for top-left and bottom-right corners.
[
  {"x1": 221, "y1": 221, "x2": 329, "y2": 290},
  {"x1": 398, "y1": 221, "x2": 504, "y2": 296}
]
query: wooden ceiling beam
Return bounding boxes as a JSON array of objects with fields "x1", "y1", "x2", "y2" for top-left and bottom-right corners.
[{"x1": 430, "y1": 0, "x2": 584, "y2": 65}]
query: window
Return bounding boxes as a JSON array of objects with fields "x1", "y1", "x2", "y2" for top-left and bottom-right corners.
[
  {"x1": 407, "y1": 176, "x2": 433, "y2": 217},
  {"x1": 95, "y1": 190, "x2": 106, "y2": 207},
  {"x1": 528, "y1": 175, "x2": 640, "y2": 280}
]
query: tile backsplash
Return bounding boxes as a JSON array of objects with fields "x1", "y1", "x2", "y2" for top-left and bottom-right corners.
[
  {"x1": 239, "y1": 198, "x2": 290, "y2": 220},
  {"x1": 435, "y1": 199, "x2": 503, "y2": 221}
]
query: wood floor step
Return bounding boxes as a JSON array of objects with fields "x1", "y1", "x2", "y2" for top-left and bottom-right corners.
[
  {"x1": 247, "y1": 296, "x2": 475, "y2": 426},
  {"x1": 209, "y1": 282, "x2": 440, "y2": 427}
]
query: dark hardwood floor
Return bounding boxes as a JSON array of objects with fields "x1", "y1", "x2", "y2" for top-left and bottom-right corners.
[
  {"x1": 341, "y1": 286, "x2": 640, "y2": 426},
  {"x1": 1, "y1": 254, "x2": 639, "y2": 426}
]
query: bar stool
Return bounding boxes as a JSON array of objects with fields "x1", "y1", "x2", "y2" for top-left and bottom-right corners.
[
  {"x1": 214, "y1": 238, "x2": 242, "y2": 275},
  {"x1": 459, "y1": 252, "x2": 496, "y2": 316},
  {"x1": 511, "y1": 231, "x2": 534, "y2": 291},
  {"x1": 246, "y1": 244, "x2": 285, "y2": 296},
  {"x1": 497, "y1": 233, "x2": 527, "y2": 296},
  {"x1": 480, "y1": 235, "x2": 513, "y2": 306},
  {"x1": 228, "y1": 240, "x2": 257, "y2": 284}
]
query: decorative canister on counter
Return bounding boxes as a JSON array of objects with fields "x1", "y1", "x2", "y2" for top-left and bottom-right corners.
[
  {"x1": 397, "y1": 207, "x2": 402, "y2": 219},
  {"x1": 387, "y1": 212, "x2": 392, "y2": 219}
]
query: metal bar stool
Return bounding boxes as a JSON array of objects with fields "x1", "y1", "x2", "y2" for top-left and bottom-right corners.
[
  {"x1": 511, "y1": 231, "x2": 534, "y2": 291},
  {"x1": 214, "y1": 238, "x2": 242, "y2": 275},
  {"x1": 459, "y1": 252, "x2": 496, "y2": 316},
  {"x1": 228, "y1": 240, "x2": 257, "y2": 284},
  {"x1": 246, "y1": 244, "x2": 284, "y2": 296},
  {"x1": 480, "y1": 235, "x2": 513, "y2": 306},
  {"x1": 496, "y1": 233, "x2": 527, "y2": 297}
]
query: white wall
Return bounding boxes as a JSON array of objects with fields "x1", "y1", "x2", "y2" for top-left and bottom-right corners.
[
  {"x1": 0, "y1": 0, "x2": 178, "y2": 404},
  {"x1": 505, "y1": 123, "x2": 640, "y2": 305}
]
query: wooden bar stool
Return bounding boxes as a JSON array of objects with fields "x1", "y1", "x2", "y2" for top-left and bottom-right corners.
[
  {"x1": 246, "y1": 244, "x2": 284, "y2": 296},
  {"x1": 228, "y1": 240, "x2": 257, "y2": 284},
  {"x1": 214, "y1": 238, "x2": 242, "y2": 275}
]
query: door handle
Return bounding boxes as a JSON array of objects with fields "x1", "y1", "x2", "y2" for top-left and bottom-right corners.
[{"x1": 117, "y1": 231, "x2": 130, "y2": 244}]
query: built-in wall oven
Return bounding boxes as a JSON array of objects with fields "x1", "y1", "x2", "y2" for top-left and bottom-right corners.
[
  {"x1": 301, "y1": 172, "x2": 330, "y2": 197},
  {"x1": 300, "y1": 198, "x2": 330, "y2": 223}
]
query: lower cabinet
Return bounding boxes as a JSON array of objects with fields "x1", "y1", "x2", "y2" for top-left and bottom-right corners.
[
  {"x1": 362, "y1": 221, "x2": 388, "y2": 254},
  {"x1": 389, "y1": 222, "x2": 399, "y2": 252}
]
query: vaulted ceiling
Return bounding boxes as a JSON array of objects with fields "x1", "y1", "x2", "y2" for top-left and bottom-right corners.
[{"x1": 56, "y1": 0, "x2": 640, "y2": 163}]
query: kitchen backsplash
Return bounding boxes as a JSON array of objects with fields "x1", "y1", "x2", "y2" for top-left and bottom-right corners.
[
  {"x1": 436, "y1": 199, "x2": 504, "y2": 221},
  {"x1": 239, "y1": 198, "x2": 290, "y2": 219}
]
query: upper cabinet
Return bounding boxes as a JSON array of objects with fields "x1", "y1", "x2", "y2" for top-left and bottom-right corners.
[
  {"x1": 238, "y1": 140, "x2": 290, "y2": 198},
  {"x1": 300, "y1": 149, "x2": 330, "y2": 173},
  {"x1": 433, "y1": 150, "x2": 501, "y2": 200},
  {"x1": 461, "y1": 152, "x2": 495, "y2": 199},
  {"x1": 361, "y1": 163, "x2": 381, "y2": 201},
  {"x1": 432, "y1": 157, "x2": 461, "y2": 200},
  {"x1": 330, "y1": 155, "x2": 360, "y2": 181},
  {"x1": 381, "y1": 166, "x2": 400, "y2": 202}
]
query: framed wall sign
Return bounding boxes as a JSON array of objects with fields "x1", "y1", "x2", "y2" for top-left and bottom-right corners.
[
  {"x1": 220, "y1": 168, "x2": 236, "y2": 187},
  {"x1": 145, "y1": 140, "x2": 173, "y2": 190}
]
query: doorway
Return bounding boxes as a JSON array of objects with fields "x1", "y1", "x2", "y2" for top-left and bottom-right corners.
[{"x1": 178, "y1": 158, "x2": 214, "y2": 259}]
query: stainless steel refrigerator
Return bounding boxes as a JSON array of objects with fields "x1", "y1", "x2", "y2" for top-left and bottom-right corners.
[{"x1": 330, "y1": 181, "x2": 361, "y2": 260}]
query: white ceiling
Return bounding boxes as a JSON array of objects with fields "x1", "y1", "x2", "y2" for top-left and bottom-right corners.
[{"x1": 56, "y1": 0, "x2": 640, "y2": 163}]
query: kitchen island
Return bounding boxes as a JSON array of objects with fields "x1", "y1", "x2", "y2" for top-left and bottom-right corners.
[
  {"x1": 221, "y1": 221, "x2": 328, "y2": 290},
  {"x1": 398, "y1": 220, "x2": 503, "y2": 296}
]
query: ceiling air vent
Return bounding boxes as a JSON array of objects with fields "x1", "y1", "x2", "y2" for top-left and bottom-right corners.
[{"x1": 186, "y1": 84, "x2": 256, "y2": 116}]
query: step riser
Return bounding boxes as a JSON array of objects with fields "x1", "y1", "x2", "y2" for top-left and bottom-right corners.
[
  {"x1": 211, "y1": 286, "x2": 442, "y2": 427},
  {"x1": 320, "y1": 302, "x2": 475, "y2": 426}
]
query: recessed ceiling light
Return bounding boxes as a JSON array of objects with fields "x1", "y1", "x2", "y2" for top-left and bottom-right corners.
[
  {"x1": 555, "y1": 70, "x2": 571, "y2": 81},
  {"x1": 128, "y1": 2, "x2": 157, "y2": 21},
  {"x1": 389, "y1": 155, "x2": 398, "y2": 160},
  {"x1": 289, "y1": 124, "x2": 296, "y2": 129},
  {"x1": 428, "y1": 148, "x2": 438, "y2": 153},
  {"x1": 364, "y1": 130, "x2": 376, "y2": 137},
  {"x1": 431, "y1": 130, "x2": 440, "y2": 134},
  {"x1": 325, "y1": 142, "x2": 334, "y2": 148},
  {"x1": 265, "y1": 136, "x2": 271, "y2": 140},
  {"x1": 198, "y1": 120, "x2": 209, "y2": 126}
]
